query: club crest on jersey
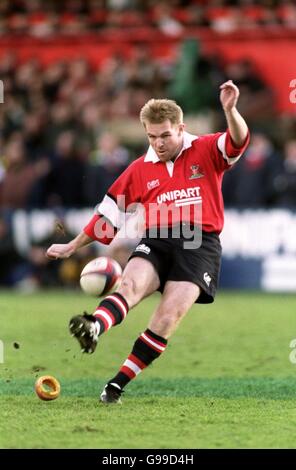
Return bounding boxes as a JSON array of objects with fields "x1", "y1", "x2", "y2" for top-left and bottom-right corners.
[
  {"x1": 147, "y1": 179, "x2": 160, "y2": 190},
  {"x1": 189, "y1": 165, "x2": 204, "y2": 179}
]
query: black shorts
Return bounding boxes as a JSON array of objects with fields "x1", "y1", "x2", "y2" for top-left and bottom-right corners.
[{"x1": 129, "y1": 227, "x2": 222, "y2": 304}]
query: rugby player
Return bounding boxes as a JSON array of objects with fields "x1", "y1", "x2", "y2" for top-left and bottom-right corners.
[{"x1": 47, "y1": 80, "x2": 249, "y2": 404}]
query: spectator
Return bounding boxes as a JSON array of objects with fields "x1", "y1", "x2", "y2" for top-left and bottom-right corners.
[
  {"x1": 0, "y1": 213, "x2": 27, "y2": 286},
  {"x1": 222, "y1": 132, "x2": 281, "y2": 208},
  {"x1": 0, "y1": 135, "x2": 49, "y2": 209},
  {"x1": 84, "y1": 131, "x2": 130, "y2": 206},
  {"x1": 271, "y1": 139, "x2": 296, "y2": 208},
  {"x1": 169, "y1": 38, "x2": 225, "y2": 113},
  {"x1": 153, "y1": 2, "x2": 184, "y2": 36},
  {"x1": 44, "y1": 130, "x2": 86, "y2": 208},
  {"x1": 127, "y1": 44, "x2": 166, "y2": 96},
  {"x1": 44, "y1": 101, "x2": 75, "y2": 151},
  {"x1": 224, "y1": 59, "x2": 276, "y2": 126},
  {"x1": 23, "y1": 112, "x2": 48, "y2": 162}
]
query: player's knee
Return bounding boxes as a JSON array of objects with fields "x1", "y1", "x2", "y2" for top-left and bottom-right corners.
[
  {"x1": 157, "y1": 308, "x2": 186, "y2": 332},
  {"x1": 118, "y1": 277, "x2": 143, "y2": 307},
  {"x1": 165, "y1": 300, "x2": 188, "y2": 319},
  {"x1": 167, "y1": 308, "x2": 186, "y2": 324}
]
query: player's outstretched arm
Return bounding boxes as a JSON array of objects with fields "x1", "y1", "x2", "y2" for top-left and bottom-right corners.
[
  {"x1": 46, "y1": 159, "x2": 139, "y2": 261},
  {"x1": 46, "y1": 232, "x2": 93, "y2": 259},
  {"x1": 46, "y1": 212, "x2": 116, "y2": 260},
  {"x1": 220, "y1": 80, "x2": 249, "y2": 146}
]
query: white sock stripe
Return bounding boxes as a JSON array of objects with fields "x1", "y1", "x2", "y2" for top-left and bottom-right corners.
[
  {"x1": 105, "y1": 295, "x2": 128, "y2": 318},
  {"x1": 141, "y1": 333, "x2": 166, "y2": 352},
  {"x1": 124, "y1": 359, "x2": 142, "y2": 375},
  {"x1": 94, "y1": 309, "x2": 113, "y2": 330},
  {"x1": 94, "y1": 321, "x2": 101, "y2": 336}
]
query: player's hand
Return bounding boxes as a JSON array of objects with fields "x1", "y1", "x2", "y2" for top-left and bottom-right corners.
[
  {"x1": 220, "y1": 80, "x2": 239, "y2": 112},
  {"x1": 46, "y1": 243, "x2": 75, "y2": 260}
]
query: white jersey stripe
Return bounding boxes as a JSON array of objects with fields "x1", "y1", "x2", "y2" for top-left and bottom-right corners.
[
  {"x1": 217, "y1": 132, "x2": 241, "y2": 165},
  {"x1": 97, "y1": 194, "x2": 126, "y2": 229},
  {"x1": 141, "y1": 333, "x2": 166, "y2": 352},
  {"x1": 124, "y1": 359, "x2": 142, "y2": 375},
  {"x1": 175, "y1": 196, "x2": 202, "y2": 204},
  {"x1": 175, "y1": 200, "x2": 202, "y2": 207},
  {"x1": 106, "y1": 295, "x2": 128, "y2": 318},
  {"x1": 94, "y1": 309, "x2": 113, "y2": 330}
]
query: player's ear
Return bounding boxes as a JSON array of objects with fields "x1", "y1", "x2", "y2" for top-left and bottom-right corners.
[{"x1": 178, "y1": 123, "x2": 185, "y2": 134}]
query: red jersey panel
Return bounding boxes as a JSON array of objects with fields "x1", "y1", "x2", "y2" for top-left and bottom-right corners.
[{"x1": 85, "y1": 131, "x2": 249, "y2": 242}]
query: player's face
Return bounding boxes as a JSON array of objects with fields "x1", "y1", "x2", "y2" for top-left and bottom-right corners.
[{"x1": 145, "y1": 120, "x2": 185, "y2": 162}]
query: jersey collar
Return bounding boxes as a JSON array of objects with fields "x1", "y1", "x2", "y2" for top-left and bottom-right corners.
[{"x1": 144, "y1": 131, "x2": 198, "y2": 163}]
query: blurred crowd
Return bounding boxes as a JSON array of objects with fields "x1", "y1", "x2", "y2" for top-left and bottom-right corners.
[
  {"x1": 0, "y1": 46, "x2": 285, "y2": 210},
  {"x1": 1, "y1": 0, "x2": 296, "y2": 36},
  {"x1": 1, "y1": 0, "x2": 296, "y2": 289}
]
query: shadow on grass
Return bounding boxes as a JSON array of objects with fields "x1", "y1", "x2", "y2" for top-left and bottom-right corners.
[{"x1": 1, "y1": 377, "x2": 296, "y2": 400}]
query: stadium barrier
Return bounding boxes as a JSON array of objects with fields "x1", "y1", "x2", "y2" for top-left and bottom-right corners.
[
  {"x1": 220, "y1": 209, "x2": 296, "y2": 291},
  {"x1": 6, "y1": 208, "x2": 296, "y2": 292}
]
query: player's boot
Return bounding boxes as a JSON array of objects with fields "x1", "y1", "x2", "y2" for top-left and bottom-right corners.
[
  {"x1": 100, "y1": 383, "x2": 123, "y2": 404},
  {"x1": 69, "y1": 312, "x2": 100, "y2": 353}
]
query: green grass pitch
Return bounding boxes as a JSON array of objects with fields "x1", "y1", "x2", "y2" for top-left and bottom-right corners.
[{"x1": 0, "y1": 289, "x2": 296, "y2": 449}]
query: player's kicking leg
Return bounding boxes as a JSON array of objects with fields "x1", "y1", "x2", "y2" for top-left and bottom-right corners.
[
  {"x1": 69, "y1": 257, "x2": 160, "y2": 353},
  {"x1": 100, "y1": 280, "x2": 201, "y2": 404}
]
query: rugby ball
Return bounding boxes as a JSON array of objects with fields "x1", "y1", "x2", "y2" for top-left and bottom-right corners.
[{"x1": 80, "y1": 256, "x2": 122, "y2": 297}]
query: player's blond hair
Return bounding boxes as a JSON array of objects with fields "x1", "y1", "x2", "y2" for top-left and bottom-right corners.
[{"x1": 140, "y1": 99, "x2": 183, "y2": 127}]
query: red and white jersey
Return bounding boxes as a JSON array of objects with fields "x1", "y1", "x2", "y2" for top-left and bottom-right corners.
[{"x1": 84, "y1": 130, "x2": 249, "y2": 242}]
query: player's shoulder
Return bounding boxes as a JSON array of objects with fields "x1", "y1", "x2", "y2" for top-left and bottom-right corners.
[
  {"x1": 125, "y1": 155, "x2": 146, "y2": 172},
  {"x1": 133, "y1": 154, "x2": 147, "y2": 165},
  {"x1": 194, "y1": 132, "x2": 224, "y2": 146}
]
